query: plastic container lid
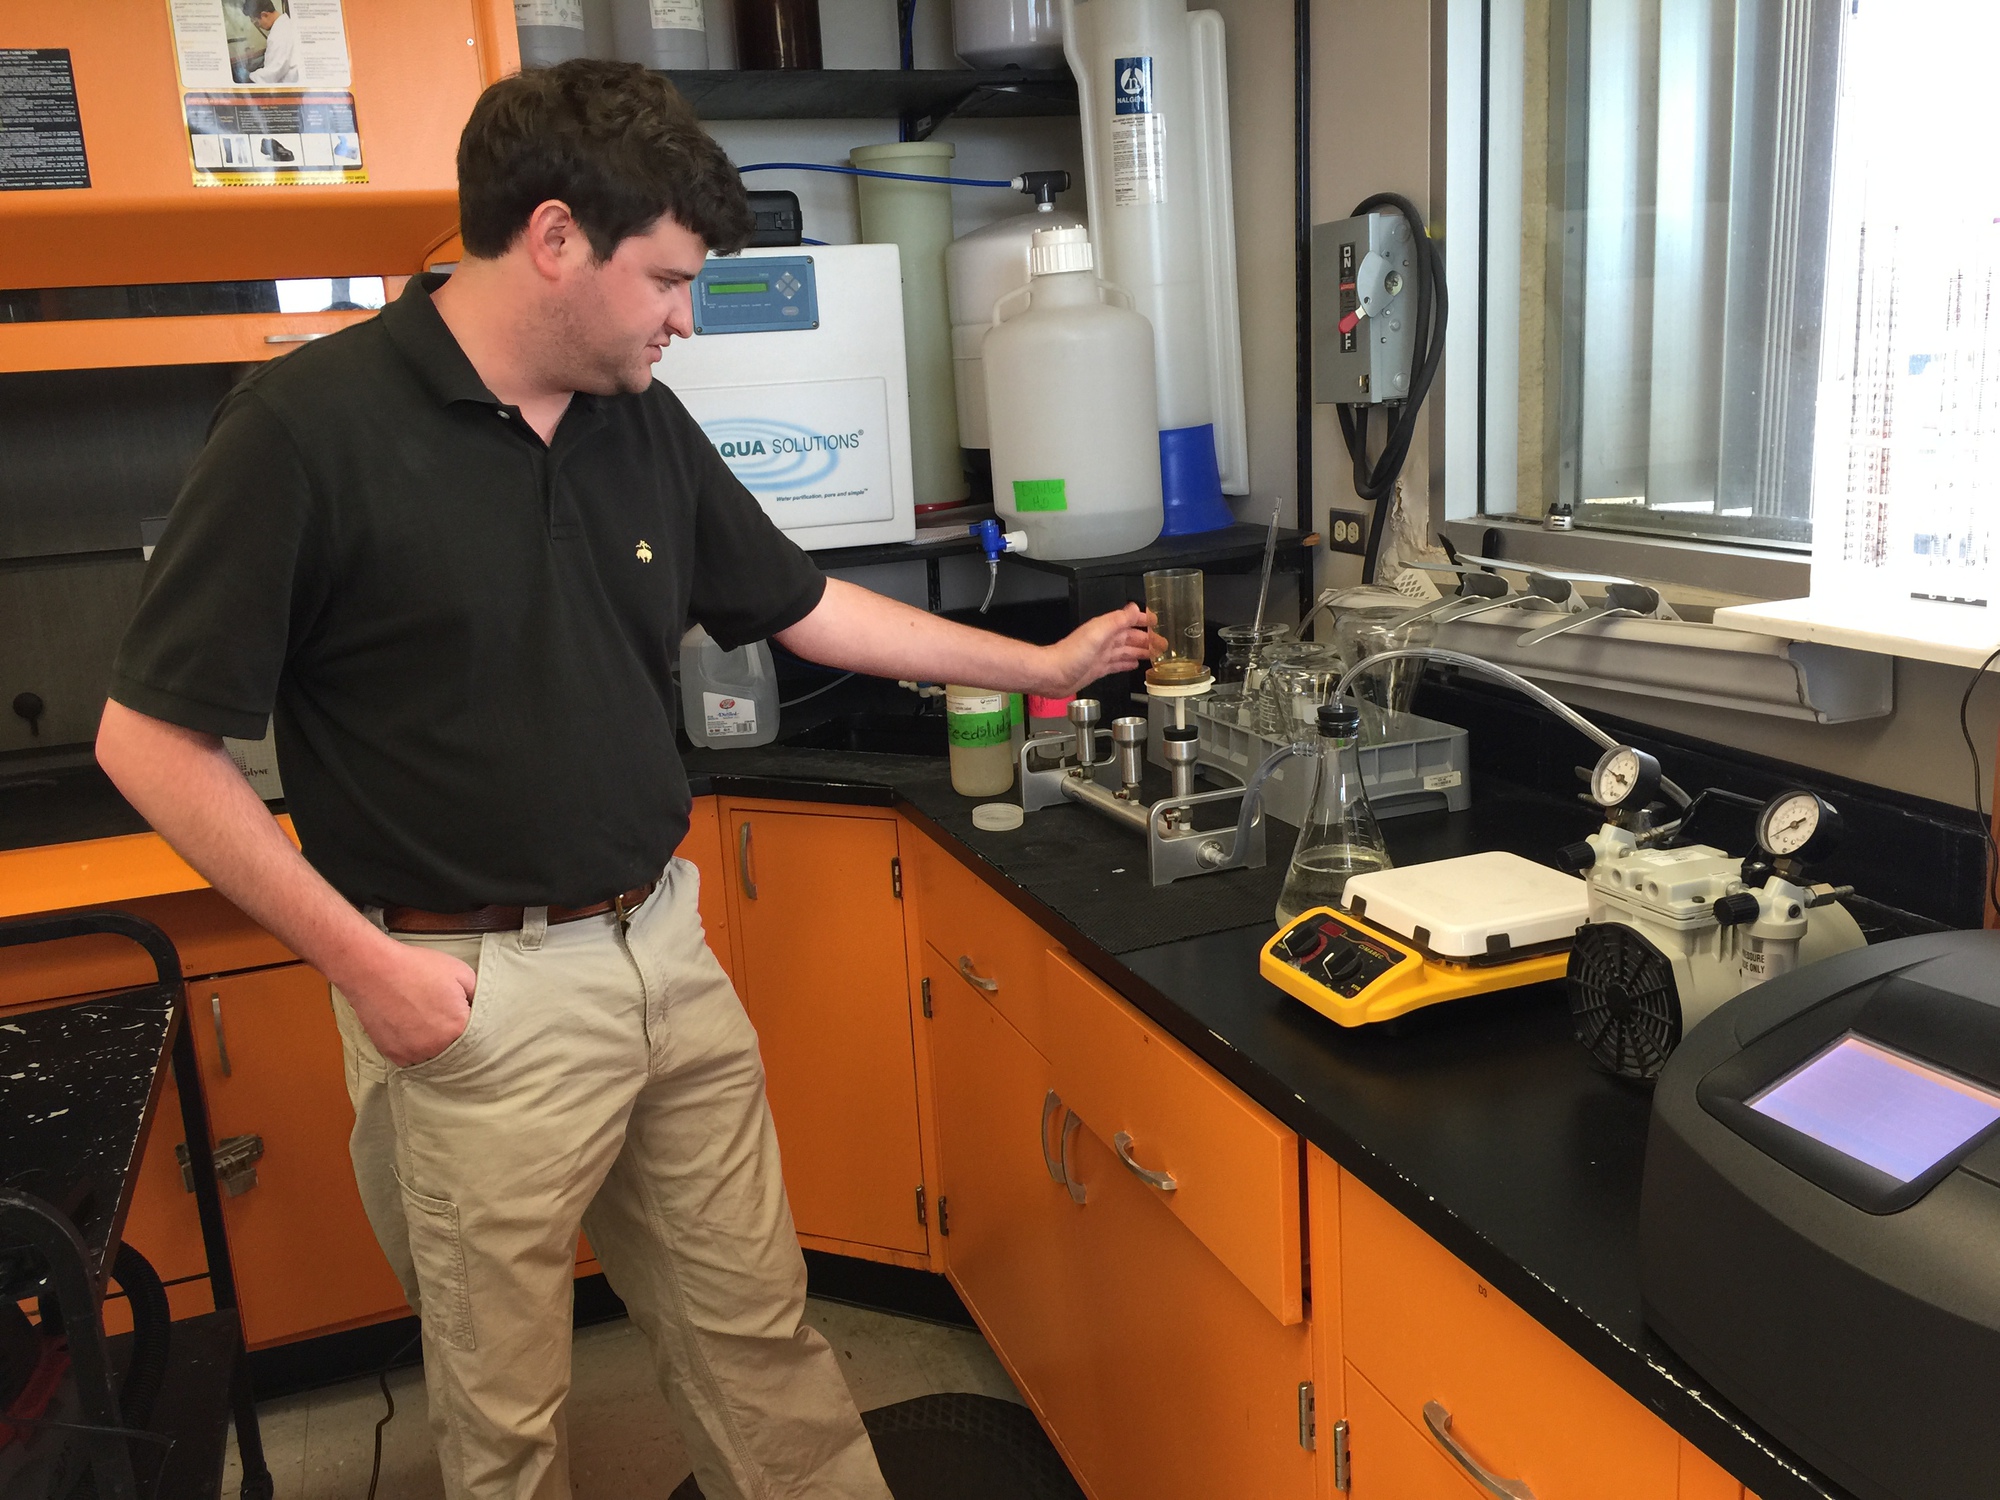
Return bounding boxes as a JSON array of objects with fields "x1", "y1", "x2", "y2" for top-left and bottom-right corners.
[
  {"x1": 1339, "y1": 852, "x2": 1589, "y2": 959},
  {"x1": 1029, "y1": 225, "x2": 1094, "y2": 277},
  {"x1": 972, "y1": 803, "x2": 1026, "y2": 832}
]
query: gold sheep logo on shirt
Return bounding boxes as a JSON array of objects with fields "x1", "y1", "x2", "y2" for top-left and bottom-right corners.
[{"x1": 635, "y1": 540, "x2": 654, "y2": 563}]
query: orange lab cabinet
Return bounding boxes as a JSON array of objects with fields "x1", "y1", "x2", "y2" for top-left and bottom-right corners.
[
  {"x1": 915, "y1": 828, "x2": 1315, "y2": 1500},
  {"x1": 718, "y1": 800, "x2": 932, "y2": 1264},
  {"x1": 1314, "y1": 1150, "x2": 1746, "y2": 1500},
  {"x1": 0, "y1": 1, "x2": 518, "y2": 292}
]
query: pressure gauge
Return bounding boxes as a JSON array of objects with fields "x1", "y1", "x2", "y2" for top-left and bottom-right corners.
[
  {"x1": 1590, "y1": 745, "x2": 1662, "y2": 811},
  {"x1": 1757, "y1": 790, "x2": 1841, "y2": 864}
]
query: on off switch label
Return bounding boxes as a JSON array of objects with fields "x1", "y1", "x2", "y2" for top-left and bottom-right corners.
[{"x1": 1338, "y1": 240, "x2": 1359, "y2": 353}]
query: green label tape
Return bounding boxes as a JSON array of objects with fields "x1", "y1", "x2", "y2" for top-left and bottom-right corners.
[
  {"x1": 1012, "y1": 478, "x2": 1068, "y2": 512},
  {"x1": 947, "y1": 711, "x2": 1011, "y2": 748}
]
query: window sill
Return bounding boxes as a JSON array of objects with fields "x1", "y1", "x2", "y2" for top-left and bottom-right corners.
[
  {"x1": 1712, "y1": 596, "x2": 2000, "y2": 673},
  {"x1": 1439, "y1": 517, "x2": 1810, "y2": 610}
]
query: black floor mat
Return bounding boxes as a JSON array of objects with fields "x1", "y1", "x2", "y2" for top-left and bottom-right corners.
[{"x1": 668, "y1": 1393, "x2": 1085, "y2": 1500}]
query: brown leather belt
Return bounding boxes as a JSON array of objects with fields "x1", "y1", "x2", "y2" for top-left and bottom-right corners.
[{"x1": 380, "y1": 880, "x2": 657, "y2": 935}]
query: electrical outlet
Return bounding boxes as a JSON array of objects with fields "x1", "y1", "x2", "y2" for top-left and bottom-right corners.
[{"x1": 1327, "y1": 510, "x2": 1369, "y2": 555}]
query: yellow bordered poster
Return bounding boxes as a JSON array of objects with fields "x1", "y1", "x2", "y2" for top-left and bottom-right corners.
[{"x1": 165, "y1": 0, "x2": 366, "y2": 186}]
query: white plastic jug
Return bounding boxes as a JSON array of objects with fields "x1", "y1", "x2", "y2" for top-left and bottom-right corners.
[
  {"x1": 946, "y1": 204, "x2": 1087, "y2": 448},
  {"x1": 678, "y1": 626, "x2": 780, "y2": 749},
  {"x1": 986, "y1": 226, "x2": 1163, "y2": 560}
]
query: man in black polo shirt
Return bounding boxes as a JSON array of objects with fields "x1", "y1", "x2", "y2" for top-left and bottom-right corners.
[{"x1": 97, "y1": 61, "x2": 1152, "y2": 1500}]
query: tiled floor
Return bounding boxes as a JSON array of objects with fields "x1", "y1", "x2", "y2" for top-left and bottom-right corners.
[{"x1": 223, "y1": 1300, "x2": 1024, "y2": 1499}]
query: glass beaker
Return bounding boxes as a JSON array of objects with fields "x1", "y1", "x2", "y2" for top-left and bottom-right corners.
[
  {"x1": 1335, "y1": 609, "x2": 1437, "y2": 717},
  {"x1": 1144, "y1": 568, "x2": 1209, "y2": 687},
  {"x1": 1215, "y1": 621, "x2": 1291, "y2": 726},
  {"x1": 1268, "y1": 646, "x2": 1347, "y2": 742},
  {"x1": 1255, "y1": 641, "x2": 1339, "y2": 739},
  {"x1": 1216, "y1": 622, "x2": 1291, "y2": 687},
  {"x1": 1275, "y1": 701, "x2": 1392, "y2": 925}
]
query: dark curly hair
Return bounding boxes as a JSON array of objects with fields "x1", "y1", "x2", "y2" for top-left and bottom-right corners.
[{"x1": 456, "y1": 60, "x2": 753, "y2": 261}]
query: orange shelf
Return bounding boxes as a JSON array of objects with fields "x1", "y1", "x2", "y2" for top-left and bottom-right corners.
[
  {"x1": 0, "y1": 818, "x2": 297, "y2": 921},
  {"x1": 0, "y1": 309, "x2": 380, "y2": 372},
  {"x1": 0, "y1": 1, "x2": 517, "y2": 289}
]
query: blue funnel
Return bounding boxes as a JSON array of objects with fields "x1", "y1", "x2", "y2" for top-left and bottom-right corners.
[{"x1": 1159, "y1": 425, "x2": 1234, "y2": 536}]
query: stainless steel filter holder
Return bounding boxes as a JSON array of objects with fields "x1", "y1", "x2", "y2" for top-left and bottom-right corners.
[{"x1": 1017, "y1": 700, "x2": 1267, "y2": 886}]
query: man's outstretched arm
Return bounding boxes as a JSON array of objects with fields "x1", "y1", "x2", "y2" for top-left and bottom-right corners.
[
  {"x1": 95, "y1": 700, "x2": 475, "y2": 1066},
  {"x1": 773, "y1": 578, "x2": 1157, "y2": 692}
]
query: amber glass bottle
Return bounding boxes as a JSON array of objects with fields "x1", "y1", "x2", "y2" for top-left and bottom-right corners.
[{"x1": 735, "y1": 0, "x2": 822, "y2": 68}]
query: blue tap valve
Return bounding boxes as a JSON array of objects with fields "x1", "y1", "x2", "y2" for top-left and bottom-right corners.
[{"x1": 969, "y1": 519, "x2": 1028, "y2": 562}]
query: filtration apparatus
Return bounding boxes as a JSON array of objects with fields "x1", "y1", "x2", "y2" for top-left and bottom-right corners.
[
  {"x1": 1062, "y1": 0, "x2": 1248, "y2": 532},
  {"x1": 1018, "y1": 567, "x2": 1269, "y2": 883},
  {"x1": 650, "y1": 244, "x2": 916, "y2": 550}
]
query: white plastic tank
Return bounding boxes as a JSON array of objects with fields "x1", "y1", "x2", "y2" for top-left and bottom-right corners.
[
  {"x1": 612, "y1": 0, "x2": 710, "y2": 67},
  {"x1": 952, "y1": 0, "x2": 1065, "y2": 67},
  {"x1": 945, "y1": 202, "x2": 1086, "y2": 449},
  {"x1": 678, "y1": 626, "x2": 780, "y2": 749},
  {"x1": 515, "y1": 0, "x2": 590, "y2": 66},
  {"x1": 1061, "y1": 0, "x2": 1248, "y2": 529},
  {"x1": 986, "y1": 226, "x2": 1162, "y2": 560}
]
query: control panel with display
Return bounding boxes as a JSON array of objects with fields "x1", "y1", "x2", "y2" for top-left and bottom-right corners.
[{"x1": 693, "y1": 255, "x2": 819, "y2": 335}]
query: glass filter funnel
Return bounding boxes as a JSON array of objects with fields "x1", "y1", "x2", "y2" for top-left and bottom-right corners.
[
  {"x1": 1143, "y1": 568, "x2": 1210, "y2": 689},
  {"x1": 1275, "y1": 700, "x2": 1392, "y2": 925}
]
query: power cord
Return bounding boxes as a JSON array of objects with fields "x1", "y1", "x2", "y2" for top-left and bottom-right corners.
[
  {"x1": 363, "y1": 1333, "x2": 422, "y2": 1500},
  {"x1": 1957, "y1": 643, "x2": 2000, "y2": 920},
  {"x1": 1333, "y1": 192, "x2": 1448, "y2": 584}
]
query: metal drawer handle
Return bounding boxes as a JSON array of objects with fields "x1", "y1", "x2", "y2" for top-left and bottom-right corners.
[
  {"x1": 1059, "y1": 1109, "x2": 1086, "y2": 1204},
  {"x1": 210, "y1": 992, "x2": 232, "y2": 1077},
  {"x1": 262, "y1": 333, "x2": 326, "y2": 344},
  {"x1": 738, "y1": 821, "x2": 757, "y2": 899},
  {"x1": 1112, "y1": 1131, "x2": 1178, "y2": 1193},
  {"x1": 1423, "y1": 1401, "x2": 1535, "y2": 1500},
  {"x1": 1040, "y1": 1091, "x2": 1068, "y2": 1184},
  {"x1": 957, "y1": 955, "x2": 998, "y2": 992}
]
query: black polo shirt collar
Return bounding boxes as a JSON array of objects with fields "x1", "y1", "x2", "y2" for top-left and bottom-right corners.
[
  {"x1": 380, "y1": 272, "x2": 609, "y2": 451},
  {"x1": 382, "y1": 272, "x2": 497, "y2": 410}
]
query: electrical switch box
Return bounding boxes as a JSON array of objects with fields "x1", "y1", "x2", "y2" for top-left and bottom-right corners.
[{"x1": 1312, "y1": 214, "x2": 1421, "y2": 406}]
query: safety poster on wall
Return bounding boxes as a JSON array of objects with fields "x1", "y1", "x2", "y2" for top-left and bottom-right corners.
[{"x1": 165, "y1": 0, "x2": 366, "y2": 186}]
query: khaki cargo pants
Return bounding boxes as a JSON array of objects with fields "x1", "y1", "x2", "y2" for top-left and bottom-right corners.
[{"x1": 330, "y1": 857, "x2": 890, "y2": 1500}]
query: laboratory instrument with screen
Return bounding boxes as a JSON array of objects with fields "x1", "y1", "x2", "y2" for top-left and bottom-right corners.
[
  {"x1": 1643, "y1": 930, "x2": 2000, "y2": 1500},
  {"x1": 651, "y1": 245, "x2": 916, "y2": 550},
  {"x1": 1018, "y1": 567, "x2": 1269, "y2": 884}
]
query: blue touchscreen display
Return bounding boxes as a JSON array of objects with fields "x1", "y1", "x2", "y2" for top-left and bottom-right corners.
[{"x1": 1748, "y1": 1034, "x2": 2000, "y2": 1184}]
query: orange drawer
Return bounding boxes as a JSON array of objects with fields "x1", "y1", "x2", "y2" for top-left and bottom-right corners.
[
  {"x1": 1042, "y1": 949, "x2": 1303, "y2": 1326},
  {"x1": 911, "y1": 832, "x2": 1057, "y2": 1053},
  {"x1": 1343, "y1": 1361, "x2": 1484, "y2": 1500},
  {"x1": 1341, "y1": 1170, "x2": 1679, "y2": 1500}
]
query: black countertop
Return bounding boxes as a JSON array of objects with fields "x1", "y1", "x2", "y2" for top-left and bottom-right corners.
[
  {"x1": 16, "y1": 745, "x2": 1857, "y2": 1497},
  {"x1": 0, "y1": 991, "x2": 176, "y2": 1286}
]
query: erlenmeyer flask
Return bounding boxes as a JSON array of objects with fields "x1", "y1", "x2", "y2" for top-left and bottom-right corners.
[{"x1": 1275, "y1": 701, "x2": 1392, "y2": 925}]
